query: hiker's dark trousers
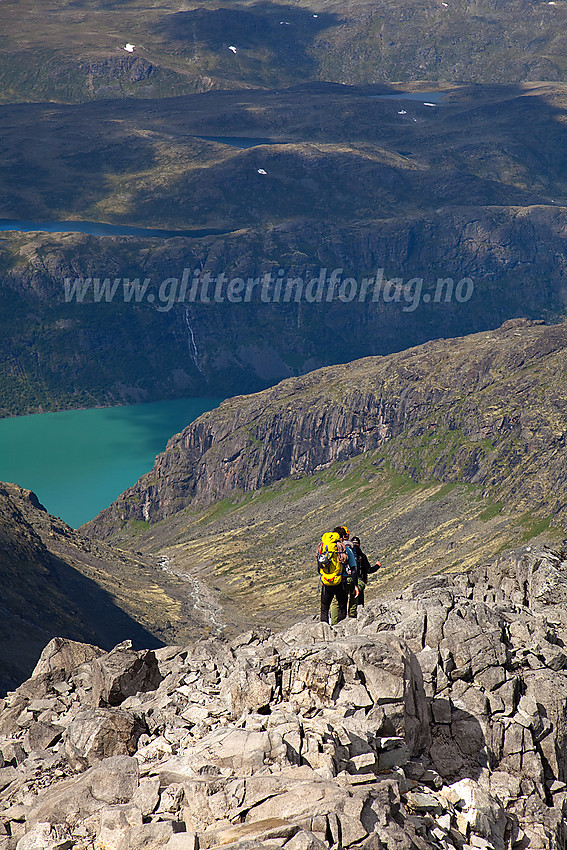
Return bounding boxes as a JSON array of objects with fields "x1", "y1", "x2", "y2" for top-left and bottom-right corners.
[{"x1": 320, "y1": 581, "x2": 347, "y2": 624}]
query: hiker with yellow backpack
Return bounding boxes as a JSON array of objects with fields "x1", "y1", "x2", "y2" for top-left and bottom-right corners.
[
  {"x1": 317, "y1": 525, "x2": 358, "y2": 624},
  {"x1": 328, "y1": 533, "x2": 382, "y2": 623}
]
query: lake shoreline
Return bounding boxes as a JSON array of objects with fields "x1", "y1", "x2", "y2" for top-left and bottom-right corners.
[
  {"x1": 0, "y1": 395, "x2": 222, "y2": 421},
  {"x1": 0, "y1": 397, "x2": 223, "y2": 527}
]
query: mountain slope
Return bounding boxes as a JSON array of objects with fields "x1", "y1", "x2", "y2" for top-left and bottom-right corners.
[
  {"x1": 0, "y1": 482, "x2": 232, "y2": 694},
  {"x1": 1, "y1": 0, "x2": 567, "y2": 103},
  {"x1": 78, "y1": 319, "x2": 567, "y2": 632},
  {"x1": 85, "y1": 318, "x2": 567, "y2": 533},
  {"x1": 1, "y1": 82, "x2": 567, "y2": 413},
  {"x1": 2, "y1": 545, "x2": 567, "y2": 850},
  {"x1": 2, "y1": 319, "x2": 564, "y2": 694}
]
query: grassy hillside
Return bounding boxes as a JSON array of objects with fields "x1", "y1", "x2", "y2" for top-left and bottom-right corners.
[
  {"x1": 2, "y1": 321, "x2": 564, "y2": 691},
  {"x1": 104, "y1": 452, "x2": 563, "y2": 636}
]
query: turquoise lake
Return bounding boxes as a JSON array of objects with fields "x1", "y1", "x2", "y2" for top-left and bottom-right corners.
[{"x1": 0, "y1": 398, "x2": 222, "y2": 529}]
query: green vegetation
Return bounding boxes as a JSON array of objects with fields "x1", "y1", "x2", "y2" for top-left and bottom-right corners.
[
  {"x1": 109, "y1": 446, "x2": 561, "y2": 631},
  {"x1": 519, "y1": 513, "x2": 553, "y2": 542},
  {"x1": 129, "y1": 520, "x2": 150, "y2": 533},
  {"x1": 197, "y1": 492, "x2": 255, "y2": 524},
  {"x1": 2, "y1": 0, "x2": 567, "y2": 661},
  {"x1": 80, "y1": 320, "x2": 566, "y2": 635},
  {"x1": 427, "y1": 483, "x2": 457, "y2": 502},
  {"x1": 479, "y1": 501, "x2": 504, "y2": 522}
]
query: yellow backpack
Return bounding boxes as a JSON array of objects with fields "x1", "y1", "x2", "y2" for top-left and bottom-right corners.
[{"x1": 317, "y1": 531, "x2": 345, "y2": 586}]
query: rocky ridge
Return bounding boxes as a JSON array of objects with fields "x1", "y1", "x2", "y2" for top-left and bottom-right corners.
[{"x1": 1, "y1": 545, "x2": 567, "y2": 849}]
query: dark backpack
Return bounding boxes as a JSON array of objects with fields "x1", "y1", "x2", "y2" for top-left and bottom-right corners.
[{"x1": 343, "y1": 545, "x2": 357, "y2": 581}]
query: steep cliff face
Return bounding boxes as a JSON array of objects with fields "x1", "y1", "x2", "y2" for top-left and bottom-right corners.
[
  {"x1": 85, "y1": 319, "x2": 567, "y2": 539},
  {"x1": 4, "y1": 204, "x2": 567, "y2": 414}
]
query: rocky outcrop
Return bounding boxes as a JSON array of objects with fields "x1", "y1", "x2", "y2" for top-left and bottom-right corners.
[
  {"x1": 81, "y1": 56, "x2": 153, "y2": 86},
  {"x1": 1, "y1": 545, "x2": 567, "y2": 849},
  {"x1": 85, "y1": 319, "x2": 567, "y2": 537},
  {"x1": 87, "y1": 642, "x2": 162, "y2": 709}
]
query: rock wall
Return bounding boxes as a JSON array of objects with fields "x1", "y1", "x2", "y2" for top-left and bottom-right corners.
[
  {"x1": 85, "y1": 319, "x2": 567, "y2": 537},
  {"x1": 1, "y1": 545, "x2": 567, "y2": 849}
]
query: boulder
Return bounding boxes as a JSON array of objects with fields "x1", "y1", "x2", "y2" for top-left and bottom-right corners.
[
  {"x1": 5, "y1": 545, "x2": 567, "y2": 850},
  {"x1": 349, "y1": 634, "x2": 430, "y2": 756},
  {"x1": 243, "y1": 778, "x2": 346, "y2": 823},
  {"x1": 64, "y1": 708, "x2": 146, "y2": 767},
  {"x1": 93, "y1": 804, "x2": 143, "y2": 850},
  {"x1": 132, "y1": 777, "x2": 161, "y2": 817},
  {"x1": 199, "y1": 818, "x2": 298, "y2": 849},
  {"x1": 449, "y1": 778, "x2": 506, "y2": 850},
  {"x1": 23, "y1": 722, "x2": 63, "y2": 753},
  {"x1": 94, "y1": 822, "x2": 176, "y2": 850},
  {"x1": 27, "y1": 755, "x2": 139, "y2": 827},
  {"x1": 89, "y1": 644, "x2": 162, "y2": 707},
  {"x1": 279, "y1": 832, "x2": 327, "y2": 850},
  {"x1": 220, "y1": 668, "x2": 273, "y2": 718},
  {"x1": 164, "y1": 836, "x2": 198, "y2": 850},
  {"x1": 15, "y1": 822, "x2": 73, "y2": 849},
  {"x1": 31, "y1": 637, "x2": 104, "y2": 681}
]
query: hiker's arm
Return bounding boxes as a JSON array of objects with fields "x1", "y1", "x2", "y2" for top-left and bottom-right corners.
[
  {"x1": 347, "y1": 547, "x2": 359, "y2": 591},
  {"x1": 367, "y1": 560, "x2": 382, "y2": 574}
]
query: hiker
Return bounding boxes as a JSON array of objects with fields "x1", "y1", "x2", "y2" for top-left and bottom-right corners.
[
  {"x1": 338, "y1": 526, "x2": 359, "y2": 626},
  {"x1": 320, "y1": 526, "x2": 358, "y2": 626},
  {"x1": 330, "y1": 533, "x2": 381, "y2": 621},
  {"x1": 317, "y1": 525, "x2": 358, "y2": 624},
  {"x1": 351, "y1": 536, "x2": 381, "y2": 610}
]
